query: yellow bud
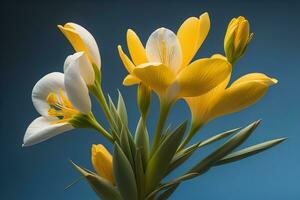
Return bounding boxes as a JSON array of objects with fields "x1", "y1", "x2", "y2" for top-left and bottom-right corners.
[
  {"x1": 137, "y1": 83, "x2": 151, "y2": 119},
  {"x1": 91, "y1": 144, "x2": 115, "y2": 185},
  {"x1": 224, "y1": 16, "x2": 253, "y2": 64}
]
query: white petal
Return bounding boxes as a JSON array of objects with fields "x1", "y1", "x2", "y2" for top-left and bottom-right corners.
[
  {"x1": 146, "y1": 27, "x2": 182, "y2": 73},
  {"x1": 67, "y1": 23, "x2": 101, "y2": 68},
  {"x1": 64, "y1": 55, "x2": 92, "y2": 114},
  {"x1": 32, "y1": 72, "x2": 66, "y2": 116},
  {"x1": 23, "y1": 116, "x2": 73, "y2": 146},
  {"x1": 64, "y1": 52, "x2": 95, "y2": 85}
]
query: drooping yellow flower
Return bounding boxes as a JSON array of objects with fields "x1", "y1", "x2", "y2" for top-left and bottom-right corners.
[
  {"x1": 224, "y1": 16, "x2": 253, "y2": 64},
  {"x1": 91, "y1": 144, "x2": 115, "y2": 185},
  {"x1": 118, "y1": 13, "x2": 232, "y2": 103},
  {"x1": 185, "y1": 57, "x2": 278, "y2": 127}
]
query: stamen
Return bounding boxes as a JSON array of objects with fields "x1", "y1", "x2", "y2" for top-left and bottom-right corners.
[
  {"x1": 161, "y1": 40, "x2": 167, "y2": 65},
  {"x1": 46, "y1": 89, "x2": 79, "y2": 124}
]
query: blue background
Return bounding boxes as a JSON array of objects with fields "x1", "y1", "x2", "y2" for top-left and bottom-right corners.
[{"x1": 1, "y1": 0, "x2": 299, "y2": 199}]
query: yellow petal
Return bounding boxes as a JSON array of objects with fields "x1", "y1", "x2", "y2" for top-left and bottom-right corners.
[
  {"x1": 127, "y1": 29, "x2": 148, "y2": 65},
  {"x1": 118, "y1": 45, "x2": 135, "y2": 73},
  {"x1": 133, "y1": 62, "x2": 176, "y2": 95},
  {"x1": 185, "y1": 76, "x2": 230, "y2": 125},
  {"x1": 91, "y1": 144, "x2": 115, "y2": 185},
  {"x1": 232, "y1": 73, "x2": 278, "y2": 86},
  {"x1": 209, "y1": 73, "x2": 277, "y2": 120},
  {"x1": 58, "y1": 24, "x2": 98, "y2": 67},
  {"x1": 211, "y1": 54, "x2": 227, "y2": 60},
  {"x1": 176, "y1": 58, "x2": 232, "y2": 97},
  {"x1": 123, "y1": 74, "x2": 141, "y2": 86},
  {"x1": 177, "y1": 12, "x2": 210, "y2": 68}
]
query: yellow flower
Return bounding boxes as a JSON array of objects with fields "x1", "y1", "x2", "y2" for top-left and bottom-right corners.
[
  {"x1": 224, "y1": 16, "x2": 253, "y2": 64},
  {"x1": 118, "y1": 12, "x2": 232, "y2": 103},
  {"x1": 185, "y1": 56, "x2": 278, "y2": 127},
  {"x1": 58, "y1": 23, "x2": 101, "y2": 69},
  {"x1": 91, "y1": 144, "x2": 115, "y2": 185}
]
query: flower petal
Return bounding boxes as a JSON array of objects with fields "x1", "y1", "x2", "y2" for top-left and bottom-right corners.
[
  {"x1": 23, "y1": 116, "x2": 73, "y2": 146},
  {"x1": 64, "y1": 53, "x2": 92, "y2": 114},
  {"x1": 185, "y1": 76, "x2": 230, "y2": 125},
  {"x1": 126, "y1": 29, "x2": 148, "y2": 65},
  {"x1": 209, "y1": 74, "x2": 277, "y2": 120},
  {"x1": 64, "y1": 52, "x2": 95, "y2": 85},
  {"x1": 92, "y1": 144, "x2": 115, "y2": 184},
  {"x1": 58, "y1": 23, "x2": 101, "y2": 68},
  {"x1": 123, "y1": 74, "x2": 141, "y2": 86},
  {"x1": 146, "y1": 28, "x2": 182, "y2": 73},
  {"x1": 177, "y1": 12, "x2": 210, "y2": 67},
  {"x1": 176, "y1": 58, "x2": 232, "y2": 97},
  {"x1": 133, "y1": 62, "x2": 176, "y2": 95},
  {"x1": 118, "y1": 45, "x2": 135, "y2": 73},
  {"x1": 32, "y1": 72, "x2": 66, "y2": 116},
  {"x1": 231, "y1": 73, "x2": 278, "y2": 86}
]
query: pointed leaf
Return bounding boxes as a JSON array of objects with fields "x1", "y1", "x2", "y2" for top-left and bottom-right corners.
[
  {"x1": 198, "y1": 127, "x2": 241, "y2": 148},
  {"x1": 154, "y1": 184, "x2": 179, "y2": 200},
  {"x1": 145, "y1": 121, "x2": 187, "y2": 194},
  {"x1": 188, "y1": 120, "x2": 260, "y2": 175},
  {"x1": 135, "y1": 149, "x2": 146, "y2": 200},
  {"x1": 166, "y1": 127, "x2": 240, "y2": 175},
  {"x1": 120, "y1": 126, "x2": 134, "y2": 166},
  {"x1": 71, "y1": 161, "x2": 122, "y2": 200},
  {"x1": 117, "y1": 91, "x2": 128, "y2": 126},
  {"x1": 215, "y1": 138, "x2": 287, "y2": 165},
  {"x1": 146, "y1": 173, "x2": 198, "y2": 200},
  {"x1": 135, "y1": 117, "x2": 150, "y2": 169},
  {"x1": 113, "y1": 143, "x2": 138, "y2": 200}
]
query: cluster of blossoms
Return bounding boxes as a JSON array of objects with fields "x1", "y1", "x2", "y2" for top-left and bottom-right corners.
[{"x1": 23, "y1": 12, "x2": 282, "y2": 200}]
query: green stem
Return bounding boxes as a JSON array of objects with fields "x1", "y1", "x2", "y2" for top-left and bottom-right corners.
[
  {"x1": 88, "y1": 114, "x2": 114, "y2": 142},
  {"x1": 178, "y1": 122, "x2": 203, "y2": 151},
  {"x1": 150, "y1": 100, "x2": 172, "y2": 157},
  {"x1": 89, "y1": 83, "x2": 115, "y2": 129}
]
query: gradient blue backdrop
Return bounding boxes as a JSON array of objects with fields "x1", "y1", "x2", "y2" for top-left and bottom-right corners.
[{"x1": 1, "y1": 0, "x2": 299, "y2": 199}]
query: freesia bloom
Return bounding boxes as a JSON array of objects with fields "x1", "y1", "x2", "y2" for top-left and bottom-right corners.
[
  {"x1": 23, "y1": 52, "x2": 95, "y2": 146},
  {"x1": 58, "y1": 23, "x2": 101, "y2": 69},
  {"x1": 224, "y1": 16, "x2": 253, "y2": 64},
  {"x1": 118, "y1": 13, "x2": 232, "y2": 103},
  {"x1": 185, "y1": 57, "x2": 278, "y2": 127},
  {"x1": 91, "y1": 144, "x2": 115, "y2": 185}
]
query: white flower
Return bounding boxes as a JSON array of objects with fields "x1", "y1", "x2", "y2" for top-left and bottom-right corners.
[{"x1": 23, "y1": 52, "x2": 93, "y2": 146}]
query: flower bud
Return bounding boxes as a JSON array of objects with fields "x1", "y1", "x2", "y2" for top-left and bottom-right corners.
[
  {"x1": 91, "y1": 144, "x2": 115, "y2": 185},
  {"x1": 224, "y1": 16, "x2": 253, "y2": 64},
  {"x1": 137, "y1": 84, "x2": 151, "y2": 119}
]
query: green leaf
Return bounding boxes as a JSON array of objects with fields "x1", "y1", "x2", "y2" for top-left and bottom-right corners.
[
  {"x1": 117, "y1": 90, "x2": 128, "y2": 126},
  {"x1": 198, "y1": 127, "x2": 241, "y2": 148},
  {"x1": 166, "y1": 141, "x2": 202, "y2": 176},
  {"x1": 135, "y1": 117, "x2": 150, "y2": 169},
  {"x1": 120, "y1": 126, "x2": 134, "y2": 166},
  {"x1": 166, "y1": 127, "x2": 240, "y2": 176},
  {"x1": 113, "y1": 143, "x2": 138, "y2": 200},
  {"x1": 135, "y1": 149, "x2": 146, "y2": 200},
  {"x1": 146, "y1": 173, "x2": 198, "y2": 200},
  {"x1": 188, "y1": 120, "x2": 260, "y2": 175},
  {"x1": 215, "y1": 137, "x2": 287, "y2": 165},
  {"x1": 145, "y1": 121, "x2": 187, "y2": 194},
  {"x1": 108, "y1": 95, "x2": 122, "y2": 137},
  {"x1": 71, "y1": 161, "x2": 122, "y2": 200},
  {"x1": 154, "y1": 184, "x2": 179, "y2": 200}
]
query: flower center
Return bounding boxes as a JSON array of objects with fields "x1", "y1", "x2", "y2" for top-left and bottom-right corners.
[
  {"x1": 46, "y1": 89, "x2": 79, "y2": 124},
  {"x1": 157, "y1": 30, "x2": 175, "y2": 68}
]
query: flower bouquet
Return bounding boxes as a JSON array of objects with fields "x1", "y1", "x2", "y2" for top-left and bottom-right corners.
[{"x1": 23, "y1": 12, "x2": 286, "y2": 200}]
